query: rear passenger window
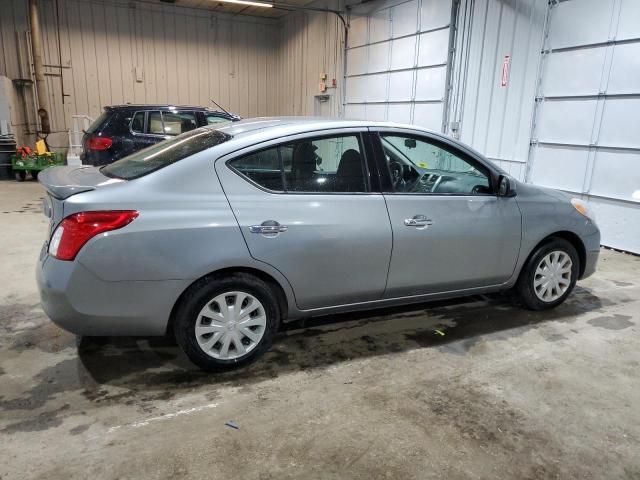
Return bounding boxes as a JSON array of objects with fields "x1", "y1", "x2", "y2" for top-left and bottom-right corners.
[
  {"x1": 228, "y1": 134, "x2": 368, "y2": 193},
  {"x1": 130, "y1": 112, "x2": 145, "y2": 133},
  {"x1": 163, "y1": 111, "x2": 197, "y2": 135},
  {"x1": 148, "y1": 111, "x2": 164, "y2": 135},
  {"x1": 229, "y1": 147, "x2": 284, "y2": 192}
]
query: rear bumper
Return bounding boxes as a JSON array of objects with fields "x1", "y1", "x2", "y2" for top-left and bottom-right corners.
[{"x1": 37, "y1": 250, "x2": 188, "y2": 336}]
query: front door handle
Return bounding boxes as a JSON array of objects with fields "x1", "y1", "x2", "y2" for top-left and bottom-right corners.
[
  {"x1": 250, "y1": 220, "x2": 288, "y2": 236},
  {"x1": 404, "y1": 214, "x2": 433, "y2": 228}
]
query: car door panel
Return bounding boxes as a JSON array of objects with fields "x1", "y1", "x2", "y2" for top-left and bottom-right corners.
[
  {"x1": 372, "y1": 129, "x2": 522, "y2": 297},
  {"x1": 216, "y1": 130, "x2": 393, "y2": 310},
  {"x1": 383, "y1": 195, "x2": 521, "y2": 297}
]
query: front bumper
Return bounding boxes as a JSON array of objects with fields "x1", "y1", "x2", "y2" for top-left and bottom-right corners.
[
  {"x1": 581, "y1": 249, "x2": 600, "y2": 280},
  {"x1": 37, "y1": 249, "x2": 188, "y2": 336}
]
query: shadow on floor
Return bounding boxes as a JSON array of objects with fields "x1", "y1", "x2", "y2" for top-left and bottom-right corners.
[{"x1": 72, "y1": 286, "x2": 608, "y2": 394}]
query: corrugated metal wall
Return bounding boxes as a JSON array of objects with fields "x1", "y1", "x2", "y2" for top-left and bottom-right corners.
[
  {"x1": 448, "y1": 0, "x2": 547, "y2": 180},
  {"x1": 278, "y1": 8, "x2": 345, "y2": 117},
  {"x1": 0, "y1": 0, "x2": 281, "y2": 148}
]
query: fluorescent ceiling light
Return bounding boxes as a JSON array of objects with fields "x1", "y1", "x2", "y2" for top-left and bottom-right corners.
[{"x1": 215, "y1": 0, "x2": 273, "y2": 7}]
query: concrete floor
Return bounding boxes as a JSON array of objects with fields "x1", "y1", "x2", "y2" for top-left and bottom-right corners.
[{"x1": 1, "y1": 181, "x2": 639, "y2": 480}]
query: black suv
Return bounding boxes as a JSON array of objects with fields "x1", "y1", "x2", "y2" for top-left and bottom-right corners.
[{"x1": 81, "y1": 104, "x2": 240, "y2": 166}]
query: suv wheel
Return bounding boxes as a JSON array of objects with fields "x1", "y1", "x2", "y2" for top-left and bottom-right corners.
[
  {"x1": 517, "y1": 238, "x2": 580, "y2": 310},
  {"x1": 174, "y1": 273, "x2": 280, "y2": 371}
]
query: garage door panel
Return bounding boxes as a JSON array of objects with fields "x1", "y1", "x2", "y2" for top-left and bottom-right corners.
[
  {"x1": 547, "y1": 0, "x2": 614, "y2": 49},
  {"x1": 345, "y1": 104, "x2": 366, "y2": 119},
  {"x1": 346, "y1": 77, "x2": 367, "y2": 103},
  {"x1": 420, "y1": 0, "x2": 451, "y2": 32},
  {"x1": 387, "y1": 104, "x2": 412, "y2": 123},
  {"x1": 607, "y1": 43, "x2": 640, "y2": 95},
  {"x1": 349, "y1": 15, "x2": 369, "y2": 48},
  {"x1": 413, "y1": 103, "x2": 442, "y2": 131},
  {"x1": 617, "y1": 0, "x2": 640, "y2": 41},
  {"x1": 390, "y1": 36, "x2": 416, "y2": 70},
  {"x1": 542, "y1": 49, "x2": 606, "y2": 97},
  {"x1": 414, "y1": 66, "x2": 446, "y2": 101},
  {"x1": 417, "y1": 28, "x2": 449, "y2": 66},
  {"x1": 599, "y1": 98, "x2": 640, "y2": 149},
  {"x1": 369, "y1": 9, "x2": 391, "y2": 43},
  {"x1": 529, "y1": 146, "x2": 589, "y2": 193},
  {"x1": 537, "y1": 100, "x2": 598, "y2": 145},
  {"x1": 367, "y1": 73, "x2": 389, "y2": 102},
  {"x1": 391, "y1": 1, "x2": 418, "y2": 38},
  {"x1": 369, "y1": 42, "x2": 390, "y2": 73},
  {"x1": 365, "y1": 104, "x2": 387, "y2": 121},
  {"x1": 589, "y1": 197, "x2": 640, "y2": 253},
  {"x1": 590, "y1": 150, "x2": 640, "y2": 202},
  {"x1": 347, "y1": 47, "x2": 367, "y2": 76},
  {"x1": 388, "y1": 71, "x2": 413, "y2": 101}
]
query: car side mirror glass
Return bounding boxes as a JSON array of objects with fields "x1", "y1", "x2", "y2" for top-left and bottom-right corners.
[
  {"x1": 404, "y1": 138, "x2": 416, "y2": 149},
  {"x1": 498, "y1": 175, "x2": 516, "y2": 197}
]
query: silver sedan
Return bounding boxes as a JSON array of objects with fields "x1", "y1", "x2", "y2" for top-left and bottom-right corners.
[{"x1": 37, "y1": 118, "x2": 600, "y2": 371}]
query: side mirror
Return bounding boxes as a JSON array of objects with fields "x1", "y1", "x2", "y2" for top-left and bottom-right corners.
[{"x1": 497, "y1": 175, "x2": 517, "y2": 197}]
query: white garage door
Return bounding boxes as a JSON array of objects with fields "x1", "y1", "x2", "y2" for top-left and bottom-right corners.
[
  {"x1": 344, "y1": 0, "x2": 453, "y2": 132},
  {"x1": 528, "y1": 0, "x2": 640, "y2": 253}
]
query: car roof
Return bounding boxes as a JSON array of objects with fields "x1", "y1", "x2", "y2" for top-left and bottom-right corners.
[
  {"x1": 216, "y1": 116, "x2": 439, "y2": 139},
  {"x1": 105, "y1": 104, "x2": 231, "y2": 113}
]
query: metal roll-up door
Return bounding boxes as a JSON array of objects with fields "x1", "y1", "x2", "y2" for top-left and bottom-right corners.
[{"x1": 528, "y1": 0, "x2": 640, "y2": 253}]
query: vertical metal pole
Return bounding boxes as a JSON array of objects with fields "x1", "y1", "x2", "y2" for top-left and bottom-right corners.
[
  {"x1": 442, "y1": 0, "x2": 461, "y2": 135},
  {"x1": 29, "y1": 0, "x2": 51, "y2": 134}
]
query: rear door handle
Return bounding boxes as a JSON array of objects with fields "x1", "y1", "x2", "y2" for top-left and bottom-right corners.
[
  {"x1": 250, "y1": 220, "x2": 288, "y2": 235},
  {"x1": 404, "y1": 214, "x2": 433, "y2": 228}
]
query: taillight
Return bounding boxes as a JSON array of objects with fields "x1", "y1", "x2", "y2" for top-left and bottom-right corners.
[
  {"x1": 49, "y1": 211, "x2": 138, "y2": 261},
  {"x1": 86, "y1": 135, "x2": 113, "y2": 151}
]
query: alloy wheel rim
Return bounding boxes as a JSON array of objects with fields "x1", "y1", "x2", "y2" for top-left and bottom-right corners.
[
  {"x1": 534, "y1": 251, "x2": 572, "y2": 302},
  {"x1": 195, "y1": 291, "x2": 266, "y2": 360}
]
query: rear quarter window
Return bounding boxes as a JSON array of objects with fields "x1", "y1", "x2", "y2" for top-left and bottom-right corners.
[{"x1": 101, "y1": 128, "x2": 232, "y2": 180}]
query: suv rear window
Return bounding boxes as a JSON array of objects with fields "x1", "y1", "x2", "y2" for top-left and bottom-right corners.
[
  {"x1": 86, "y1": 111, "x2": 111, "y2": 134},
  {"x1": 101, "y1": 128, "x2": 232, "y2": 180}
]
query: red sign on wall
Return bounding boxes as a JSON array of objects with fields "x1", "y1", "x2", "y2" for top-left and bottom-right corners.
[{"x1": 501, "y1": 55, "x2": 511, "y2": 87}]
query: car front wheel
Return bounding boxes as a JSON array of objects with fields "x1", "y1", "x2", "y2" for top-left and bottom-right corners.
[
  {"x1": 174, "y1": 273, "x2": 280, "y2": 371},
  {"x1": 517, "y1": 238, "x2": 580, "y2": 310}
]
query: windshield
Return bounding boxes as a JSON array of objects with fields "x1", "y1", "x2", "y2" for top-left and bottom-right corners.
[{"x1": 102, "y1": 128, "x2": 232, "y2": 180}]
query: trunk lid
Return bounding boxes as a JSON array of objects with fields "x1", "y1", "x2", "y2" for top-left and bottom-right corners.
[
  {"x1": 39, "y1": 165, "x2": 124, "y2": 235},
  {"x1": 38, "y1": 165, "x2": 116, "y2": 200}
]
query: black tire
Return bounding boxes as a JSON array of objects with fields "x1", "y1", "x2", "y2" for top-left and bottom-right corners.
[
  {"x1": 30, "y1": 170, "x2": 39, "y2": 180},
  {"x1": 15, "y1": 170, "x2": 26, "y2": 182},
  {"x1": 174, "y1": 273, "x2": 280, "y2": 371},
  {"x1": 516, "y1": 237, "x2": 580, "y2": 311}
]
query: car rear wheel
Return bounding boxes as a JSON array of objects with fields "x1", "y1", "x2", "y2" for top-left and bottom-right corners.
[
  {"x1": 517, "y1": 238, "x2": 580, "y2": 310},
  {"x1": 174, "y1": 273, "x2": 280, "y2": 371}
]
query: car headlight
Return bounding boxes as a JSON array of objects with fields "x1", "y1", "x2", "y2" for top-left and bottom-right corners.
[{"x1": 571, "y1": 198, "x2": 596, "y2": 222}]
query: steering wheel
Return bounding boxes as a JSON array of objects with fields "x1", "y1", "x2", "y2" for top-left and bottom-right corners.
[{"x1": 388, "y1": 161, "x2": 405, "y2": 189}]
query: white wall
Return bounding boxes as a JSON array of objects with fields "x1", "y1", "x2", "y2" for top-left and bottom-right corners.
[{"x1": 0, "y1": 0, "x2": 281, "y2": 148}]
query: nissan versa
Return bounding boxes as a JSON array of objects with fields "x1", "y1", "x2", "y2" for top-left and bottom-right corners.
[{"x1": 37, "y1": 118, "x2": 600, "y2": 371}]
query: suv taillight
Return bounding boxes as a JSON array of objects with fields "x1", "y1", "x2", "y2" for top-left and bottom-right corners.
[
  {"x1": 86, "y1": 135, "x2": 113, "y2": 151},
  {"x1": 49, "y1": 211, "x2": 138, "y2": 261}
]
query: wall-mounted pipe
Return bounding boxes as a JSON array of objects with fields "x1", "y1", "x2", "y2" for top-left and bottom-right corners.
[{"x1": 28, "y1": 0, "x2": 51, "y2": 134}]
